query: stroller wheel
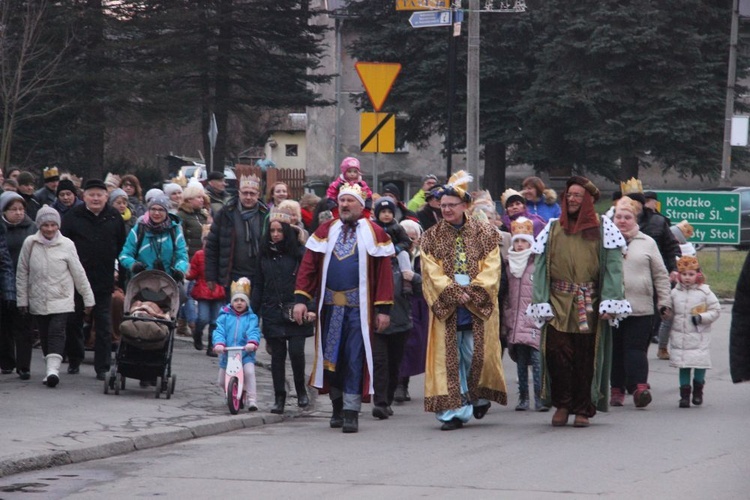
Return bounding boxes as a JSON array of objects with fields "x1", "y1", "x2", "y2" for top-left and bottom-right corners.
[
  {"x1": 165, "y1": 376, "x2": 173, "y2": 400},
  {"x1": 227, "y1": 376, "x2": 241, "y2": 415}
]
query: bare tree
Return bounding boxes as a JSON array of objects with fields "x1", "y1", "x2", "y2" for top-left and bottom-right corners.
[{"x1": 0, "y1": 0, "x2": 69, "y2": 170}]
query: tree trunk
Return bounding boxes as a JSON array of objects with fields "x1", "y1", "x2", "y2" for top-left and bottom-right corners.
[
  {"x1": 483, "y1": 142, "x2": 506, "y2": 200},
  {"x1": 82, "y1": 0, "x2": 105, "y2": 181},
  {"x1": 619, "y1": 156, "x2": 640, "y2": 181}
]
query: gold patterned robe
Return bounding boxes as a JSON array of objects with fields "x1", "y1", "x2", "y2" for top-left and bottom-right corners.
[{"x1": 421, "y1": 217, "x2": 507, "y2": 412}]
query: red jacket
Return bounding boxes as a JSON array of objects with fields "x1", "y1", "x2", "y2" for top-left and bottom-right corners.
[{"x1": 187, "y1": 249, "x2": 226, "y2": 301}]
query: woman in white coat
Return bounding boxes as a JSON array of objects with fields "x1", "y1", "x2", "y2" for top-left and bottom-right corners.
[{"x1": 16, "y1": 206, "x2": 95, "y2": 387}]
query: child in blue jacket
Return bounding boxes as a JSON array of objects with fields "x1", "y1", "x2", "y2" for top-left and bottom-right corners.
[{"x1": 212, "y1": 278, "x2": 261, "y2": 411}]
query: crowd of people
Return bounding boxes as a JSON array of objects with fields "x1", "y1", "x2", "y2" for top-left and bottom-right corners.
[{"x1": 1, "y1": 160, "x2": 747, "y2": 434}]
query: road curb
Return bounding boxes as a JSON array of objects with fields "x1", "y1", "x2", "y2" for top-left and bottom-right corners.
[{"x1": 0, "y1": 412, "x2": 285, "y2": 478}]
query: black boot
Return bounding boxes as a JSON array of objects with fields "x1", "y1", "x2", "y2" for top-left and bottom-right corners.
[
  {"x1": 679, "y1": 385, "x2": 691, "y2": 408},
  {"x1": 270, "y1": 393, "x2": 286, "y2": 414},
  {"x1": 192, "y1": 324, "x2": 203, "y2": 351},
  {"x1": 206, "y1": 325, "x2": 217, "y2": 357},
  {"x1": 342, "y1": 410, "x2": 359, "y2": 433},
  {"x1": 330, "y1": 398, "x2": 344, "y2": 428},
  {"x1": 294, "y1": 376, "x2": 309, "y2": 408},
  {"x1": 692, "y1": 380, "x2": 704, "y2": 406}
]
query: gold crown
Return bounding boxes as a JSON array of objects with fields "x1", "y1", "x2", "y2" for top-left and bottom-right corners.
[
  {"x1": 676, "y1": 256, "x2": 700, "y2": 272},
  {"x1": 230, "y1": 277, "x2": 251, "y2": 298},
  {"x1": 269, "y1": 208, "x2": 294, "y2": 225},
  {"x1": 338, "y1": 182, "x2": 366, "y2": 201},
  {"x1": 501, "y1": 188, "x2": 523, "y2": 207},
  {"x1": 620, "y1": 177, "x2": 643, "y2": 195},
  {"x1": 171, "y1": 171, "x2": 188, "y2": 187},
  {"x1": 43, "y1": 167, "x2": 59, "y2": 179},
  {"x1": 676, "y1": 220, "x2": 694, "y2": 239},
  {"x1": 511, "y1": 217, "x2": 534, "y2": 236}
]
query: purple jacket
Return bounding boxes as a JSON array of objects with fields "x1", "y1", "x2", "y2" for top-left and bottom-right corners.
[{"x1": 500, "y1": 210, "x2": 547, "y2": 237}]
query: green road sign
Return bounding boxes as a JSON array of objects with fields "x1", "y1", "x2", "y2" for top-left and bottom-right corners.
[{"x1": 655, "y1": 190, "x2": 741, "y2": 244}]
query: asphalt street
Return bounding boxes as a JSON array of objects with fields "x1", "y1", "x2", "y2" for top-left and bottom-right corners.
[{"x1": 0, "y1": 304, "x2": 748, "y2": 499}]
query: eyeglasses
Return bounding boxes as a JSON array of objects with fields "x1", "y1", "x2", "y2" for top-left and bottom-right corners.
[
  {"x1": 566, "y1": 192, "x2": 584, "y2": 200},
  {"x1": 149, "y1": 207, "x2": 166, "y2": 213},
  {"x1": 439, "y1": 201, "x2": 464, "y2": 210}
]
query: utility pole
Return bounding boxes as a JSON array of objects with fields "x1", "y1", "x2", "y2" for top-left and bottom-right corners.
[
  {"x1": 445, "y1": 5, "x2": 458, "y2": 179},
  {"x1": 467, "y1": 0, "x2": 480, "y2": 186},
  {"x1": 721, "y1": 0, "x2": 740, "y2": 187}
]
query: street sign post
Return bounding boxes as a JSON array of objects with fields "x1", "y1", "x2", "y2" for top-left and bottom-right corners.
[
  {"x1": 655, "y1": 190, "x2": 741, "y2": 245},
  {"x1": 408, "y1": 9, "x2": 463, "y2": 28}
]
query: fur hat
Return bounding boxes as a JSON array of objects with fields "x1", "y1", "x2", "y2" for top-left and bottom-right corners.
[
  {"x1": 182, "y1": 185, "x2": 205, "y2": 201},
  {"x1": 56, "y1": 179, "x2": 77, "y2": 196},
  {"x1": 676, "y1": 255, "x2": 700, "y2": 273},
  {"x1": 340, "y1": 157, "x2": 361, "y2": 175},
  {"x1": 35, "y1": 205, "x2": 61, "y2": 228},
  {"x1": 43, "y1": 166, "x2": 60, "y2": 182},
  {"x1": 0, "y1": 191, "x2": 24, "y2": 213},
  {"x1": 510, "y1": 216, "x2": 534, "y2": 245},
  {"x1": 230, "y1": 277, "x2": 251, "y2": 305},
  {"x1": 501, "y1": 188, "x2": 524, "y2": 208}
]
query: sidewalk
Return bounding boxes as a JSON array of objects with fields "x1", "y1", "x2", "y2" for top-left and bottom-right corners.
[{"x1": 0, "y1": 335, "x2": 322, "y2": 478}]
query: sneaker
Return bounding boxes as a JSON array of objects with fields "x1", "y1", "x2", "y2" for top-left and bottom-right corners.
[
  {"x1": 440, "y1": 417, "x2": 463, "y2": 431},
  {"x1": 610, "y1": 388, "x2": 625, "y2": 407},
  {"x1": 515, "y1": 398, "x2": 529, "y2": 411},
  {"x1": 657, "y1": 347, "x2": 670, "y2": 360},
  {"x1": 633, "y1": 384, "x2": 652, "y2": 408},
  {"x1": 247, "y1": 401, "x2": 258, "y2": 412}
]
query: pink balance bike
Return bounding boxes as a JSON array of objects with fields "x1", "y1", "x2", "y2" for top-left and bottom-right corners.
[{"x1": 224, "y1": 346, "x2": 246, "y2": 415}]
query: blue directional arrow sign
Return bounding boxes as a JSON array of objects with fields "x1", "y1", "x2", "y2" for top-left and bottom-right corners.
[{"x1": 409, "y1": 9, "x2": 463, "y2": 28}]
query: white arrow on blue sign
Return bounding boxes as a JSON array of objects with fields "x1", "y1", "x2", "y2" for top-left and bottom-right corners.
[{"x1": 409, "y1": 9, "x2": 463, "y2": 28}]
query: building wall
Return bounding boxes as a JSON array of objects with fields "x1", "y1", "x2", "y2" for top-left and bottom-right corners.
[{"x1": 266, "y1": 131, "x2": 306, "y2": 170}]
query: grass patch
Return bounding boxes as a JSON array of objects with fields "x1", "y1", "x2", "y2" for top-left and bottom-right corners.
[{"x1": 696, "y1": 248, "x2": 746, "y2": 299}]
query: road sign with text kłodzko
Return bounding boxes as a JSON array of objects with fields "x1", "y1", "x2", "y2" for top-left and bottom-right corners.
[{"x1": 655, "y1": 190, "x2": 741, "y2": 244}]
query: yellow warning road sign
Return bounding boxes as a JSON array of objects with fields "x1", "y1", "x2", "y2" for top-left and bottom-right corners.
[
  {"x1": 354, "y1": 62, "x2": 401, "y2": 112},
  {"x1": 396, "y1": 0, "x2": 449, "y2": 10},
  {"x1": 360, "y1": 113, "x2": 395, "y2": 153}
]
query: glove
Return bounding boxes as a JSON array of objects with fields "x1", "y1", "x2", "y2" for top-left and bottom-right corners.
[
  {"x1": 213, "y1": 344, "x2": 226, "y2": 354},
  {"x1": 18, "y1": 306, "x2": 28, "y2": 315},
  {"x1": 172, "y1": 270, "x2": 185, "y2": 283},
  {"x1": 131, "y1": 262, "x2": 146, "y2": 274},
  {"x1": 691, "y1": 315, "x2": 702, "y2": 326}
]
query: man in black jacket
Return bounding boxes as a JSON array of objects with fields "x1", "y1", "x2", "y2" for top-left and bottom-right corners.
[{"x1": 61, "y1": 179, "x2": 126, "y2": 380}]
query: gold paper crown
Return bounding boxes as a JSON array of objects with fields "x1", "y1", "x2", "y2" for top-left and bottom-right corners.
[
  {"x1": 239, "y1": 174, "x2": 260, "y2": 191},
  {"x1": 501, "y1": 188, "x2": 523, "y2": 207},
  {"x1": 269, "y1": 208, "x2": 294, "y2": 225},
  {"x1": 171, "y1": 171, "x2": 188, "y2": 188},
  {"x1": 338, "y1": 182, "x2": 366, "y2": 201},
  {"x1": 677, "y1": 256, "x2": 700, "y2": 272},
  {"x1": 511, "y1": 217, "x2": 534, "y2": 236},
  {"x1": 230, "y1": 277, "x2": 251, "y2": 298},
  {"x1": 104, "y1": 172, "x2": 121, "y2": 187},
  {"x1": 620, "y1": 177, "x2": 643, "y2": 195},
  {"x1": 676, "y1": 220, "x2": 694, "y2": 239},
  {"x1": 43, "y1": 167, "x2": 59, "y2": 180}
]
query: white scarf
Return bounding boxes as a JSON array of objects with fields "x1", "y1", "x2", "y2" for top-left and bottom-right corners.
[{"x1": 508, "y1": 247, "x2": 533, "y2": 278}]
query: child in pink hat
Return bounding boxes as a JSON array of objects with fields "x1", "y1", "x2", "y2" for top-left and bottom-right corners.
[{"x1": 325, "y1": 157, "x2": 373, "y2": 207}]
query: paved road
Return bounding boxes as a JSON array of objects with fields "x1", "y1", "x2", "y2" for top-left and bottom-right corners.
[{"x1": 1, "y1": 304, "x2": 747, "y2": 499}]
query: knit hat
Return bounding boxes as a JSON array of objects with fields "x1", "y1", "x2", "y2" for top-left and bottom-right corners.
[
  {"x1": 182, "y1": 185, "x2": 204, "y2": 201},
  {"x1": 17, "y1": 171, "x2": 35, "y2": 187},
  {"x1": 501, "y1": 188, "x2": 524, "y2": 208},
  {"x1": 163, "y1": 183, "x2": 183, "y2": 196},
  {"x1": 108, "y1": 188, "x2": 128, "y2": 206},
  {"x1": 374, "y1": 197, "x2": 396, "y2": 220},
  {"x1": 56, "y1": 179, "x2": 77, "y2": 196},
  {"x1": 230, "y1": 277, "x2": 251, "y2": 305},
  {"x1": 676, "y1": 220, "x2": 694, "y2": 239},
  {"x1": 43, "y1": 166, "x2": 60, "y2": 182},
  {"x1": 145, "y1": 188, "x2": 164, "y2": 203},
  {"x1": 104, "y1": 172, "x2": 121, "y2": 189},
  {"x1": 382, "y1": 183, "x2": 401, "y2": 201},
  {"x1": 340, "y1": 157, "x2": 360, "y2": 175},
  {"x1": 510, "y1": 216, "x2": 535, "y2": 246},
  {"x1": 35, "y1": 205, "x2": 61, "y2": 228},
  {"x1": 148, "y1": 195, "x2": 171, "y2": 212},
  {"x1": 422, "y1": 174, "x2": 438, "y2": 183},
  {"x1": 0, "y1": 191, "x2": 24, "y2": 213},
  {"x1": 83, "y1": 178, "x2": 108, "y2": 191}
]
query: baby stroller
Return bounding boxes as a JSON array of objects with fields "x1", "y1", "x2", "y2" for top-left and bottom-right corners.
[{"x1": 104, "y1": 270, "x2": 180, "y2": 398}]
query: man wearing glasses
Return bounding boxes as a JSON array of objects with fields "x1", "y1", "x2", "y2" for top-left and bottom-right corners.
[
  {"x1": 419, "y1": 171, "x2": 507, "y2": 431},
  {"x1": 527, "y1": 176, "x2": 630, "y2": 428}
]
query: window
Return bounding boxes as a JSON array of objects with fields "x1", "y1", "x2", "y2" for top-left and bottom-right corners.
[{"x1": 285, "y1": 145, "x2": 298, "y2": 157}]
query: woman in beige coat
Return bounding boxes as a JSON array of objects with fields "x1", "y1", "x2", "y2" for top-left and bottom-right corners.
[{"x1": 16, "y1": 206, "x2": 94, "y2": 387}]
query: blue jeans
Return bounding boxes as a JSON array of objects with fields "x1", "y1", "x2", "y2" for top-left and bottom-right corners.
[{"x1": 195, "y1": 300, "x2": 223, "y2": 339}]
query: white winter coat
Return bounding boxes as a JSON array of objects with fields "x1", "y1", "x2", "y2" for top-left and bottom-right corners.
[
  {"x1": 669, "y1": 282, "x2": 721, "y2": 369},
  {"x1": 622, "y1": 232, "x2": 671, "y2": 315},
  {"x1": 16, "y1": 232, "x2": 95, "y2": 315}
]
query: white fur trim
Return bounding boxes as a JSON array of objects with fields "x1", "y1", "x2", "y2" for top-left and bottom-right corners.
[
  {"x1": 526, "y1": 303, "x2": 554, "y2": 328},
  {"x1": 599, "y1": 299, "x2": 632, "y2": 327},
  {"x1": 532, "y1": 220, "x2": 555, "y2": 254},
  {"x1": 601, "y1": 216, "x2": 627, "y2": 249}
]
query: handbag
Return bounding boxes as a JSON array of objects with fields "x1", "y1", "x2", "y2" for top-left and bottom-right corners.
[{"x1": 270, "y1": 257, "x2": 301, "y2": 324}]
